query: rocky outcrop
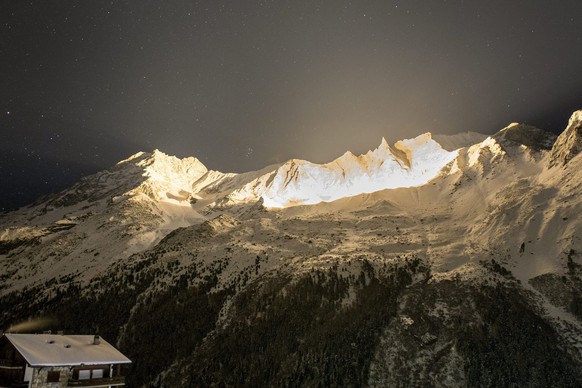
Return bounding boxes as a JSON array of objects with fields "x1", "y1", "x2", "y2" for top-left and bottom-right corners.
[
  {"x1": 493, "y1": 122, "x2": 556, "y2": 150},
  {"x1": 549, "y1": 110, "x2": 582, "y2": 167}
]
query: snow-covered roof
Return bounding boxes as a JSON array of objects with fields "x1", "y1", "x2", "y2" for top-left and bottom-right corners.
[{"x1": 3, "y1": 334, "x2": 131, "y2": 367}]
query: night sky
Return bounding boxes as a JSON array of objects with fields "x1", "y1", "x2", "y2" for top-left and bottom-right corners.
[{"x1": 1, "y1": 1, "x2": 581, "y2": 211}]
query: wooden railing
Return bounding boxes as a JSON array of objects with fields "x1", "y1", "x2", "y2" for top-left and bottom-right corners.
[{"x1": 67, "y1": 375, "x2": 126, "y2": 387}]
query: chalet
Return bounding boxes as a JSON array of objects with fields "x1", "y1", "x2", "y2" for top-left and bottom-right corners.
[{"x1": 0, "y1": 333, "x2": 131, "y2": 388}]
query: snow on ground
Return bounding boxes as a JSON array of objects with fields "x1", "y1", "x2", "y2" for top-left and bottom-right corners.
[
  {"x1": 2, "y1": 114, "x2": 582, "y2": 388},
  {"x1": 1, "y1": 115, "x2": 582, "y2": 314},
  {"x1": 224, "y1": 133, "x2": 459, "y2": 208}
]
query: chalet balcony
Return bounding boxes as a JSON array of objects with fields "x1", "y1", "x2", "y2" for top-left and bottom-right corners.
[
  {"x1": 67, "y1": 375, "x2": 126, "y2": 387},
  {"x1": 0, "y1": 359, "x2": 25, "y2": 388}
]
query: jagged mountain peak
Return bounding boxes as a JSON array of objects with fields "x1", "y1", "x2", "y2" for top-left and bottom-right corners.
[
  {"x1": 221, "y1": 133, "x2": 459, "y2": 208},
  {"x1": 379, "y1": 136, "x2": 390, "y2": 148},
  {"x1": 123, "y1": 151, "x2": 208, "y2": 205},
  {"x1": 395, "y1": 132, "x2": 433, "y2": 147},
  {"x1": 117, "y1": 150, "x2": 151, "y2": 165},
  {"x1": 2, "y1": 112, "x2": 582, "y2": 388},
  {"x1": 5, "y1": 114, "x2": 575, "y2": 220},
  {"x1": 119, "y1": 149, "x2": 207, "y2": 170},
  {"x1": 493, "y1": 122, "x2": 556, "y2": 150},
  {"x1": 145, "y1": 150, "x2": 206, "y2": 178},
  {"x1": 138, "y1": 149, "x2": 207, "y2": 172},
  {"x1": 549, "y1": 110, "x2": 582, "y2": 167}
]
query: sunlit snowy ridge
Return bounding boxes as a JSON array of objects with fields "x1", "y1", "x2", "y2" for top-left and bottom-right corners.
[
  {"x1": 1, "y1": 112, "x2": 578, "y2": 296},
  {"x1": 226, "y1": 133, "x2": 460, "y2": 208},
  {"x1": 117, "y1": 130, "x2": 523, "y2": 209},
  {"x1": 112, "y1": 132, "x2": 479, "y2": 210},
  {"x1": 2, "y1": 112, "x2": 582, "y2": 388}
]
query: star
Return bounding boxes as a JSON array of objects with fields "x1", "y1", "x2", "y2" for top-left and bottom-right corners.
[{"x1": 245, "y1": 147, "x2": 254, "y2": 158}]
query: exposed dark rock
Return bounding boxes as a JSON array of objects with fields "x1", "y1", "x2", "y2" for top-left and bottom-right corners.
[
  {"x1": 493, "y1": 123, "x2": 556, "y2": 150},
  {"x1": 549, "y1": 110, "x2": 582, "y2": 167}
]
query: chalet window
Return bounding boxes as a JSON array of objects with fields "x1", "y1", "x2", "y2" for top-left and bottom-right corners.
[
  {"x1": 47, "y1": 371, "x2": 60, "y2": 382},
  {"x1": 78, "y1": 370, "x2": 91, "y2": 380},
  {"x1": 92, "y1": 369, "x2": 104, "y2": 379}
]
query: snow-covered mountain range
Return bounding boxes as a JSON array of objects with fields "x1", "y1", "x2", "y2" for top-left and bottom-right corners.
[{"x1": 1, "y1": 111, "x2": 581, "y2": 387}]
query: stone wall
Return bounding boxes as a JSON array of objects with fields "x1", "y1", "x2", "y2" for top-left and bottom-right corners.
[{"x1": 30, "y1": 366, "x2": 69, "y2": 388}]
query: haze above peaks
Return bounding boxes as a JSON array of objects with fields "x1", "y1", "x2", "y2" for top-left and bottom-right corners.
[{"x1": 2, "y1": 111, "x2": 581, "y2": 212}]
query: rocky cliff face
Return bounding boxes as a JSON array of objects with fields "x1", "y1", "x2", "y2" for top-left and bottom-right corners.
[
  {"x1": 493, "y1": 122, "x2": 556, "y2": 150},
  {"x1": 1, "y1": 112, "x2": 582, "y2": 387},
  {"x1": 549, "y1": 110, "x2": 582, "y2": 167}
]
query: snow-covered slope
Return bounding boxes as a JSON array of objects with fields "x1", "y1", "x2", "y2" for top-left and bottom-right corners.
[
  {"x1": 0, "y1": 150, "x2": 211, "y2": 291},
  {"x1": 2, "y1": 110, "x2": 582, "y2": 387},
  {"x1": 2, "y1": 114, "x2": 581, "y2": 293},
  {"x1": 214, "y1": 134, "x2": 459, "y2": 208}
]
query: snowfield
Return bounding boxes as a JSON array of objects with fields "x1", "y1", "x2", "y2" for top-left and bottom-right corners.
[{"x1": 1, "y1": 111, "x2": 581, "y2": 387}]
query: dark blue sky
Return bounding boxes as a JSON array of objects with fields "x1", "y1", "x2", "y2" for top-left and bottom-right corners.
[{"x1": 1, "y1": 0, "x2": 581, "y2": 210}]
